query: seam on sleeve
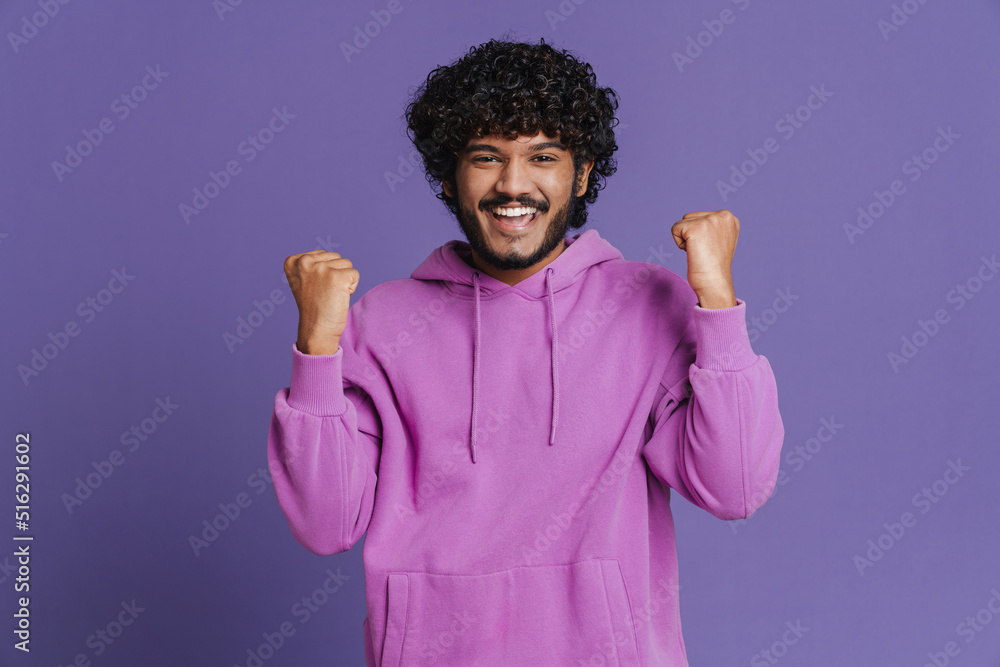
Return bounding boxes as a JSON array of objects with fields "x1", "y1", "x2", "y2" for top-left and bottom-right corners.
[
  {"x1": 736, "y1": 373, "x2": 749, "y2": 518},
  {"x1": 337, "y1": 420, "x2": 348, "y2": 552},
  {"x1": 651, "y1": 312, "x2": 697, "y2": 404},
  {"x1": 692, "y1": 353, "x2": 766, "y2": 375}
]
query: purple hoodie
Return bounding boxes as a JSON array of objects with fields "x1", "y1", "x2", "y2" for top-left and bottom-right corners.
[{"x1": 267, "y1": 228, "x2": 784, "y2": 666}]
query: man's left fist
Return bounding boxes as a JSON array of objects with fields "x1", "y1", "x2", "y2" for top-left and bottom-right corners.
[{"x1": 670, "y1": 209, "x2": 739, "y2": 309}]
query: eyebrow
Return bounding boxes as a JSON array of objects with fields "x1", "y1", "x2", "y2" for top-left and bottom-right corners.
[{"x1": 462, "y1": 140, "x2": 567, "y2": 155}]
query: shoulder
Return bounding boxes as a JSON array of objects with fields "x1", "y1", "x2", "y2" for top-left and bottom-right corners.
[
  {"x1": 354, "y1": 278, "x2": 449, "y2": 311},
  {"x1": 592, "y1": 257, "x2": 697, "y2": 311},
  {"x1": 347, "y1": 278, "x2": 449, "y2": 335}
]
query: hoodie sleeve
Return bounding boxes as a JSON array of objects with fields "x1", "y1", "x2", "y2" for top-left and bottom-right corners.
[
  {"x1": 641, "y1": 299, "x2": 784, "y2": 520},
  {"x1": 267, "y1": 341, "x2": 381, "y2": 555}
]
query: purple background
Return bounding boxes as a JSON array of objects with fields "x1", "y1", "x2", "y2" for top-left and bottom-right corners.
[{"x1": 3, "y1": 0, "x2": 999, "y2": 665}]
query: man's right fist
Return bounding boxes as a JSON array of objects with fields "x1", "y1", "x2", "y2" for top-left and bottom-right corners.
[{"x1": 283, "y1": 250, "x2": 360, "y2": 355}]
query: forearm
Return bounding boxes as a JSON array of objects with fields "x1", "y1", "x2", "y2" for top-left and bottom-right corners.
[
  {"x1": 296, "y1": 325, "x2": 341, "y2": 356},
  {"x1": 267, "y1": 343, "x2": 378, "y2": 554}
]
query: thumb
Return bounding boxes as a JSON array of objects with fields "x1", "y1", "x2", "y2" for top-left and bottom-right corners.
[{"x1": 672, "y1": 229, "x2": 687, "y2": 251}]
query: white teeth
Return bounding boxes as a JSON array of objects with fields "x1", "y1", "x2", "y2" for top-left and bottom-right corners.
[{"x1": 491, "y1": 206, "x2": 537, "y2": 217}]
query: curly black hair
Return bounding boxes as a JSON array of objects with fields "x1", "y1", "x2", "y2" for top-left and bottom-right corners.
[{"x1": 403, "y1": 34, "x2": 620, "y2": 229}]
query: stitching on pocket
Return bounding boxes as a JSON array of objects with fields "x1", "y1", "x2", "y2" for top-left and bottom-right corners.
[
  {"x1": 363, "y1": 615, "x2": 374, "y2": 667},
  {"x1": 381, "y1": 573, "x2": 409, "y2": 667},
  {"x1": 600, "y1": 558, "x2": 642, "y2": 665},
  {"x1": 383, "y1": 559, "x2": 642, "y2": 665}
]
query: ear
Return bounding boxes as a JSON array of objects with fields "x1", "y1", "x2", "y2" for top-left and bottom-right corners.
[
  {"x1": 575, "y1": 159, "x2": 595, "y2": 197},
  {"x1": 442, "y1": 179, "x2": 454, "y2": 199}
]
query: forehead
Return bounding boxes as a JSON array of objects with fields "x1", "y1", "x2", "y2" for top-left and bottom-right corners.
[{"x1": 461, "y1": 131, "x2": 566, "y2": 152}]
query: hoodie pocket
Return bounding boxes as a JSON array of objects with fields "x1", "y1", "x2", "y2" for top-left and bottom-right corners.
[{"x1": 380, "y1": 557, "x2": 641, "y2": 666}]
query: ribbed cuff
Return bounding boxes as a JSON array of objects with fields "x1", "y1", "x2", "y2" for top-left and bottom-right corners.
[
  {"x1": 288, "y1": 341, "x2": 348, "y2": 416},
  {"x1": 692, "y1": 298, "x2": 758, "y2": 371}
]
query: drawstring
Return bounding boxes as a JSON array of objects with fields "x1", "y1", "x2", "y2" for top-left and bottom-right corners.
[
  {"x1": 545, "y1": 267, "x2": 559, "y2": 446},
  {"x1": 468, "y1": 267, "x2": 560, "y2": 463},
  {"x1": 471, "y1": 272, "x2": 482, "y2": 464}
]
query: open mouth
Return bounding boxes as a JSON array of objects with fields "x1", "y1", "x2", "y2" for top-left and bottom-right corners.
[{"x1": 488, "y1": 206, "x2": 539, "y2": 232}]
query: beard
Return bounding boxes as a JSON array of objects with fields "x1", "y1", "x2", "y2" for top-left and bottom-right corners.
[{"x1": 453, "y1": 187, "x2": 586, "y2": 272}]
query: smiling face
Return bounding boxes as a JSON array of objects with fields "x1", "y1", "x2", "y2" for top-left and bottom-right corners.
[{"x1": 443, "y1": 132, "x2": 594, "y2": 285}]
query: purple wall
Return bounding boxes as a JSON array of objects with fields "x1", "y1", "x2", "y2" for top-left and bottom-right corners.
[{"x1": 3, "y1": 0, "x2": 999, "y2": 665}]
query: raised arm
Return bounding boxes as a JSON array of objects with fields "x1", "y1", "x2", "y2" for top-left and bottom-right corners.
[
  {"x1": 267, "y1": 247, "x2": 380, "y2": 554},
  {"x1": 644, "y1": 209, "x2": 784, "y2": 518}
]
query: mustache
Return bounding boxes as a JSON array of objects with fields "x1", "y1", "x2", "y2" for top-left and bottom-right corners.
[{"x1": 481, "y1": 198, "x2": 548, "y2": 212}]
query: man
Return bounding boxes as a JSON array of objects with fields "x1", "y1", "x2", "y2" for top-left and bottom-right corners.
[{"x1": 269, "y1": 36, "x2": 784, "y2": 666}]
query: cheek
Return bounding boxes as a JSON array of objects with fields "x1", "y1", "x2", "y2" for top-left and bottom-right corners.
[
  {"x1": 456, "y1": 175, "x2": 484, "y2": 205},
  {"x1": 549, "y1": 172, "x2": 577, "y2": 200},
  {"x1": 542, "y1": 186, "x2": 571, "y2": 207}
]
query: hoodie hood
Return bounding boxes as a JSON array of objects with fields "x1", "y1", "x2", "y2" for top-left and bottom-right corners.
[{"x1": 410, "y1": 229, "x2": 624, "y2": 463}]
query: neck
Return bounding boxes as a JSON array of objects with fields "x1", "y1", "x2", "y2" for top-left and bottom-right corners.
[{"x1": 469, "y1": 239, "x2": 566, "y2": 287}]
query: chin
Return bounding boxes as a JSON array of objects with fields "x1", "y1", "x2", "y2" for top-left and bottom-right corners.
[{"x1": 455, "y1": 196, "x2": 576, "y2": 271}]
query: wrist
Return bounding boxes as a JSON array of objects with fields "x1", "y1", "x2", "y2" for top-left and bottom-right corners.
[
  {"x1": 695, "y1": 288, "x2": 738, "y2": 309},
  {"x1": 297, "y1": 334, "x2": 341, "y2": 356}
]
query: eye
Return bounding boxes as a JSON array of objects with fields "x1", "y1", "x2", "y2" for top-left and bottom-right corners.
[
  {"x1": 473, "y1": 156, "x2": 498, "y2": 162},
  {"x1": 533, "y1": 155, "x2": 556, "y2": 162}
]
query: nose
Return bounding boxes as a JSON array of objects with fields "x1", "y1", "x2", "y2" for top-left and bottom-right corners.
[{"x1": 494, "y1": 157, "x2": 533, "y2": 200}]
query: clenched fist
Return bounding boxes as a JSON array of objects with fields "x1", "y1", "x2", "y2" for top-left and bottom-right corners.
[
  {"x1": 670, "y1": 209, "x2": 739, "y2": 309},
  {"x1": 284, "y1": 250, "x2": 360, "y2": 355}
]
